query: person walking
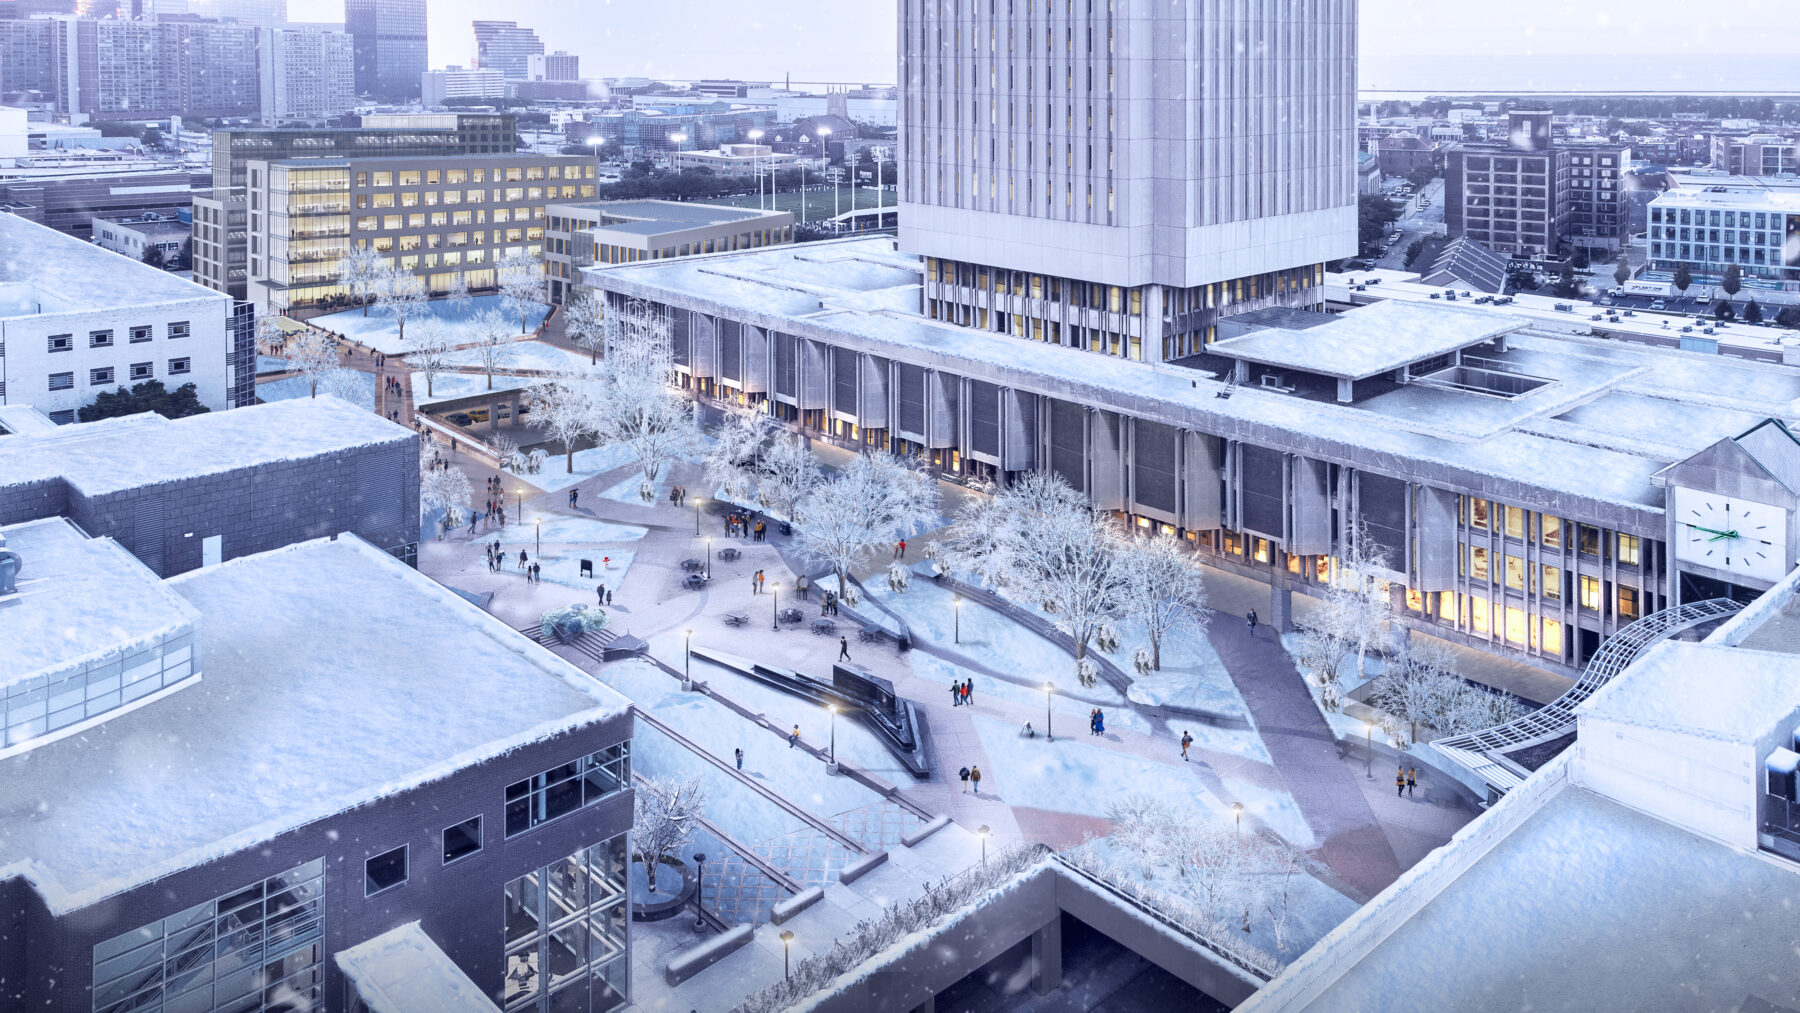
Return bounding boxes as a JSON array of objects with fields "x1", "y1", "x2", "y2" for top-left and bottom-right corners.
[
  {"x1": 605, "y1": 588, "x2": 614, "y2": 606},
  {"x1": 1247, "y1": 609, "x2": 1258, "y2": 635},
  {"x1": 788, "y1": 725, "x2": 800, "y2": 749},
  {"x1": 754, "y1": 569, "x2": 764, "y2": 594},
  {"x1": 518, "y1": 549, "x2": 529, "y2": 571},
  {"x1": 969, "y1": 766, "x2": 982, "y2": 796},
  {"x1": 1180, "y1": 731, "x2": 1194, "y2": 761},
  {"x1": 597, "y1": 583, "x2": 606, "y2": 606},
  {"x1": 898, "y1": 539, "x2": 907, "y2": 559},
  {"x1": 838, "y1": 636, "x2": 851, "y2": 662},
  {"x1": 950, "y1": 682, "x2": 962, "y2": 707},
  {"x1": 796, "y1": 575, "x2": 809, "y2": 600},
  {"x1": 530, "y1": 562, "x2": 540, "y2": 583},
  {"x1": 1395, "y1": 766, "x2": 1406, "y2": 798},
  {"x1": 1095, "y1": 709, "x2": 1105, "y2": 736},
  {"x1": 1406, "y1": 767, "x2": 1418, "y2": 799},
  {"x1": 958, "y1": 765, "x2": 971, "y2": 793},
  {"x1": 735, "y1": 748, "x2": 744, "y2": 771},
  {"x1": 961, "y1": 681, "x2": 972, "y2": 707}
]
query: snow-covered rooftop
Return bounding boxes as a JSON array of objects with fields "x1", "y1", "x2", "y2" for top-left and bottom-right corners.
[
  {"x1": 0, "y1": 535, "x2": 631, "y2": 914},
  {"x1": 590, "y1": 238, "x2": 1800, "y2": 517},
  {"x1": 0, "y1": 518, "x2": 198, "y2": 692},
  {"x1": 1209, "y1": 299, "x2": 1520, "y2": 380},
  {"x1": 0, "y1": 396, "x2": 409, "y2": 497},
  {"x1": 0, "y1": 213, "x2": 225, "y2": 313},
  {"x1": 1280, "y1": 785, "x2": 1800, "y2": 1012},
  {"x1": 1579, "y1": 640, "x2": 1800, "y2": 744},
  {"x1": 336, "y1": 922, "x2": 502, "y2": 1013}
]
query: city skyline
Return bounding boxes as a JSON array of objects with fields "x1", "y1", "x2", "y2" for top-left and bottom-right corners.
[{"x1": 281, "y1": 0, "x2": 1800, "y2": 91}]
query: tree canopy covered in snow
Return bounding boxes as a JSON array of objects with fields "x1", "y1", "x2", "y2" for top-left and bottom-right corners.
[
  {"x1": 497, "y1": 250, "x2": 544, "y2": 334},
  {"x1": 528, "y1": 369, "x2": 600, "y2": 473},
  {"x1": 335, "y1": 246, "x2": 386, "y2": 315},
  {"x1": 589, "y1": 300, "x2": 696, "y2": 496},
  {"x1": 376, "y1": 270, "x2": 427, "y2": 344},
  {"x1": 470, "y1": 309, "x2": 518, "y2": 391},
  {"x1": 403, "y1": 319, "x2": 453, "y2": 398},
  {"x1": 283, "y1": 326, "x2": 341, "y2": 398},
  {"x1": 563, "y1": 290, "x2": 606, "y2": 364},
  {"x1": 793, "y1": 452, "x2": 938, "y2": 597},
  {"x1": 758, "y1": 432, "x2": 821, "y2": 522},
  {"x1": 1369, "y1": 639, "x2": 1523, "y2": 746},
  {"x1": 419, "y1": 442, "x2": 471, "y2": 526},
  {"x1": 703, "y1": 404, "x2": 773, "y2": 504},
  {"x1": 633, "y1": 774, "x2": 706, "y2": 894},
  {"x1": 1119, "y1": 533, "x2": 1211, "y2": 671},
  {"x1": 1298, "y1": 521, "x2": 1394, "y2": 711}
]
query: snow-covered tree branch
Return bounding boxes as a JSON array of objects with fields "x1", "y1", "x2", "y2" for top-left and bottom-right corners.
[
  {"x1": 792, "y1": 452, "x2": 938, "y2": 598},
  {"x1": 528, "y1": 370, "x2": 599, "y2": 473},
  {"x1": 283, "y1": 327, "x2": 340, "y2": 398},
  {"x1": 632, "y1": 775, "x2": 706, "y2": 895},
  {"x1": 471, "y1": 309, "x2": 517, "y2": 390},
  {"x1": 589, "y1": 300, "x2": 695, "y2": 498},
  {"x1": 1119, "y1": 532, "x2": 1210, "y2": 671},
  {"x1": 418, "y1": 443, "x2": 471, "y2": 528},
  {"x1": 563, "y1": 289, "x2": 606, "y2": 364},
  {"x1": 497, "y1": 250, "x2": 544, "y2": 334},
  {"x1": 445, "y1": 271, "x2": 470, "y2": 314},
  {"x1": 1299, "y1": 520, "x2": 1395, "y2": 711},
  {"x1": 376, "y1": 269, "x2": 426, "y2": 344},
  {"x1": 758, "y1": 433, "x2": 821, "y2": 522},
  {"x1": 335, "y1": 246, "x2": 386, "y2": 316},
  {"x1": 703, "y1": 403, "x2": 773, "y2": 504},
  {"x1": 404, "y1": 319, "x2": 453, "y2": 398}
]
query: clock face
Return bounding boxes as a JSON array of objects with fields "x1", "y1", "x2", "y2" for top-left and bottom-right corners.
[{"x1": 1673, "y1": 487, "x2": 1789, "y2": 584}]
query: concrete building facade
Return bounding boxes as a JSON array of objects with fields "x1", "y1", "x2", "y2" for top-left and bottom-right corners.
[
  {"x1": 89, "y1": 211, "x2": 190, "y2": 269},
  {"x1": 1648, "y1": 184, "x2": 1800, "y2": 286},
  {"x1": 1711, "y1": 134, "x2": 1800, "y2": 178},
  {"x1": 257, "y1": 25, "x2": 357, "y2": 122},
  {"x1": 244, "y1": 152, "x2": 596, "y2": 315},
  {"x1": 1563, "y1": 140, "x2": 1632, "y2": 253},
  {"x1": 421, "y1": 65, "x2": 507, "y2": 107},
  {"x1": 1443, "y1": 140, "x2": 1570, "y2": 258},
  {"x1": 47, "y1": 14, "x2": 261, "y2": 119},
  {"x1": 0, "y1": 214, "x2": 235, "y2": 421},
  {"x1": 528, "y1": 50, "x2": 578, "y2": 82},
  {"x1": 542, "y1": 198, "x2": 793, "y2": 304},
  {"x1": 471, "y1": 19, "x2": 542, "y2": 81},
  {"x1": 898, "y1": 0, "x2": 1358, "y2": 363}
]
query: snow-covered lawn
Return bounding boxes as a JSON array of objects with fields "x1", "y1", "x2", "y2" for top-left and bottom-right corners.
[
  {"x1": 599, "y1": 463, "x2": 671, "y2": 505},
  {"x1": 499, "y1": 517, "x2": 649, "y2": 545},
  {"x1": 517, "y1": 444, "x2": 641, "y2": 494},
  {"x1": 257, "y1": 374, "x2": 373, "y2": 409},
  {"x1": 1282, "y1": 631, "x2": 1389, "y2": 742},
  {"x1": 411, "y1": 371, "x2": 527, "y2": 404},
  {"x1": 438, "y1": 340, "x2": 586, "y2": 374},
  {"x1": 600, "y1": 659, "x2": 890, "y2": 822},
  {"x1": 1119, "y1": 618, "x2": 1252, "y2": 722},
  {"x1": 910, "y1": 654, "x2": 1152, "y2": 737},
  {"x1": 309, "y1": 295, "x2": 551, "y2": 354}
]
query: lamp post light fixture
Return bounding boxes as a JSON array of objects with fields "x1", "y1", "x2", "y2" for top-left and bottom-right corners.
[
  {"x1": 826, "y1": 703, "x2": 839, "y2": 774},
  {"x1": 1044, "y1": 682, "x2": 1054, "y2": 741},
  {"x1": 977, "y1": 824, "x2": 990, "y2": 865},
  {"x1": 771, "y1": 582, "x2": 781, "y2": 631},
  {"x1": 694, "y1": 495, "x2": 703, "y2": 535},
  {"x1": 692, "y1": 852, "x2": 708, "y2": 932},
  {"x1": 669, "y1": 131, "x2": 687, "y2": 170},
  {"x1": 705, "y1": 535, "x2": 714, "y2": 579},
  {"x1": 1232, "y1": 801, "x2": 1243, "y2": 837},
  {"x1": 1363, "y1": 719, "x2": 1375, "y2": 780},
  {"x1": 780, "y1": 930, "x2": 794, "y2": 979},
  {"x1": 516, "y1": 489, "x2": 524, "y2": 523},
  {"x1": 953, "y1": 594, "x2": 962, "y2": 644}
]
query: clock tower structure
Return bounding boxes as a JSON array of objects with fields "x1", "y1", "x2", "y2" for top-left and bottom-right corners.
[{"x1": 1656, "y1": 419, "x2": 1800, "y2": 604}]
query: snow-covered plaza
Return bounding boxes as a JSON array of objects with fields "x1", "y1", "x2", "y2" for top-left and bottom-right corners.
[
  {"x1": 307, "y1": 294, "x2": 553, "y2": 355},
  {"x1": 417, "y1": 431, "x2": 1485, "y2": 1009}
]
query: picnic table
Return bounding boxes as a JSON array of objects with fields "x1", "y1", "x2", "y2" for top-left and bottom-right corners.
[
  {"x1": 810, "y1": 618, "x2": 836, "y2": 635},
  {"x1": 680, "y1": 558, "x2": 705, "y2": 572},
  {"x1": 681, "y1": 574, "x2": 707, "y2": 591},
  {"x1": 857, "y1": 623, "x2": 888, "y2": 644},
  {"x1": 778, "y1": 607, "x2": 805, "y2": 624},
  {"x1": 718, "y1": 547, "x2": 742, "y2": 563},
  {"x1": 723, "y1": 611, "x2": 750, "y2": 627}
]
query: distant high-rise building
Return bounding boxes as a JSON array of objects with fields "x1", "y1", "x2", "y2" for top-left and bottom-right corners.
[
  {"x1": 898, "y1": 0, "x2": 1358, "y2": 362},
  {"x1": 188, "y1": 0, "x2": 288, "y2": 25},
  {"x1": 528, "y1": 49, "x2": 578, "y2": 82},
  {"x1": 0, "y1": 17, "x2": 56, "y2": 94},
  {"x1": 471, "y1": 19, "x2": 543, "y2": 81},
  {"x1": 345, "y1": 0, "x2": 427, "y2": 101},
  {"x1": 47, "y1": 15, "x2": 260, "y2": 119},
  {"x1": 257, "y1": 25, "x2": 356, "y2": 121},
  {"x1": 0, "y1": 0, "x2": 75, "y2": 17},
  {"x1": 420, "y1": 65, "x2": 505, "y2": 107}
]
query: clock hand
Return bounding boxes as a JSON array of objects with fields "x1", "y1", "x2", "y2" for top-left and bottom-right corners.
[
  {"x1": 1707, "y1": 530, "x2": 1740, "y2": 542},
  {"x1": 1691, "y1": 525, "x2": 1735, "y2": 538}
]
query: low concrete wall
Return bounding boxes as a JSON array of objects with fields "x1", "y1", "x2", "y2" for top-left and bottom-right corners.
[
  {"x1": 899, "y1": 816, "x2": 951, "y2": 848},
  {"x1": 838, "y1": 850, "x2": 889, "y2": 884},
  {"x1": 665, "y1": 923, "x2": 755, "y2": 986},
  {"x1": 771, "y1": 887, "x2": 826, "y2": 925}
]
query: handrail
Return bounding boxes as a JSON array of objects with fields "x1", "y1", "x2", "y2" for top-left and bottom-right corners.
[{"x1": 1433, "y1": 598, "x2": 1741, "y2": 788}]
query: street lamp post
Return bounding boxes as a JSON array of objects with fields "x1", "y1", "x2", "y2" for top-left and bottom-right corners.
[
  {"x1": 827, "y1": 703, "x2": 838, "y2": 775},
  {"x1": 516, "y1": 489, "x2": 524, "y2": 524},
  {"x1": 817, "y1": 127, "x2": 834, "y2": 229},
  {"x1": 1232, "y1": 801, "x2": 1243, "y2": 837},
  {"x1": 705, "y1": 535, "x2": 713, "y2": 580},
  {"x1": 780, "y1": 930, "x2": 794, "y2": 979},
  {"x1": 692, "y1": 852, "x2": 707, "y2": 932},
  {"x1": 694, "y1": 496, "x2": 703, "y2": 535},
  {"x1": 771, "y1": 582, "x2": 780, "y2": 631},
  {"x1": 535, "y1": 517, "x2": 541, "y2": 558},
  {"x1": 1044, "y1": 682, "x2": 1054, "y2": 741},
  {"x1": 684, "y1": 629, "x2": 693, "y2": 690},
  {"x1": 977, "y1": 825, "x2": 989, "y2": 865},
  {"x1": 669, "y1": 131, "x2": 687, "y2": 173},
  {"x1": 953, "y1": 595, "x2": 962, "y2": 644},
  {"x1": 1363, "y1": 720, "x2": 1375, "y2": 780},
  {"x1": 747, "y1": 129, "x2": 765, "y2": 209}
]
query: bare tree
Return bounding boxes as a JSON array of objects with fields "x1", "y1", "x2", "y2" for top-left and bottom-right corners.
[
  {"x1": 419, "y1": 451, "x2": 472, "y2": 529},
  {"x1": 1119, "y1": 533, "x2": 1210, "y2": 671},
  {"x1": 1255, "y1": 836, "x2": 1306, "y2": 954},
  {"x1": 377, "y1": 270, "x2": 427, "y2": 345},
  {"x1": 446, "y1": 271, "x2": 471, "y2": 315},
  {"x1": 284, "y1": 326, "x2": 340, "y2": 398},
  {"x1": 336, "y1": 246, "x2": 386, "y2": 316},
  {"x1": 528, "y1": 370, "x2": 598, "y2": 473},
  {"x1": 1368, "y1": 638, "x2": 1460, "y2": 746},
  {"x1": 404, "y1": 318, "x2": 454, "y2": 398},
  {"x1": 633, "y1": 775, "x2": 707, "y2": 894},
  {"x1": 589, "y1": 300, "x2": 695, "y2": 498},
  {"x1": 758, "y1": 432, "x2": 821, "y2": 522},
  {"x1": 470, "y1": 309, "x2": 518, "y2": 390},
  {"x1": 961, "y1": 471, "x2": 1129, "y2": 687},
  {"x1": 497, "y1": 250, "x2": 545, "y2": 334},
  {"x1": 792, "y1": 452, "x2": 939, "y2": 599},
  {"x1": 564, "y1": 289, "x2": 606, "y2": 364},
  {"x1": 703, "y1": 403, "x2": 773, "y2": 504}
]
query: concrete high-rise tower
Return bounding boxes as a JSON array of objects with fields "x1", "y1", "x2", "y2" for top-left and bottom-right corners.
[
  {"x1": 898, "y1": 0, "x2": 1359, "y2": 363},
  {"x1": 471, "y1": 19, "x2": 544, "y2": 81},
  {"x1": 345, "y1": 0, "x2": 427, "y2": 101}
]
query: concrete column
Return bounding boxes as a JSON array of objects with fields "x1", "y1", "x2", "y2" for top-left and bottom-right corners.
[
  {"x1": 1336, "y1": 377, "x2": 1354, "y2": 403},
  {"x1": 1030, "y1": 916, "x2": 1062, "y2": 996},
  {"x1": 1270, "y1": 568, "x2": 1294, "y2": 632}
]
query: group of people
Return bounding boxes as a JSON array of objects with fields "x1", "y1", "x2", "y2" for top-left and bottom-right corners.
[
  {"x1": 819, "y1": 590, "x2": 841, "y2": 616},
  {"x1": 957, "y1": 764, "x2": 984, "y2": 795},
  {"x1": 1396, "y1": 766, "x2": 1419, "y2": 798},
  {"x1": 382, "y1": 375, "x2": 403, "y2": 400},
  {"x1": 667, "y1": 485, "x2": 691, "y2": 506},
  {"x1": 1088, "y1": 709, "x2": 1107, "y2": 736},
  {"x1": 948, "y1": 680, "x2": 974, "y2": 707},
  {"x1": 752, "y1": 569, "x2": 767, "y2": 594},
  {"x1": 892, "y1": 539, "x2": 907, "y2": 559},
  {"x1": 723, "y1": 510, "x2": 766, "y2": 541}
]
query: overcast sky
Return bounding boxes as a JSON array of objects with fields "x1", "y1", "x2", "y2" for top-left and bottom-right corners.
[{"x1": 288, "y1": 0, "x2": 1799, "y2": 90}]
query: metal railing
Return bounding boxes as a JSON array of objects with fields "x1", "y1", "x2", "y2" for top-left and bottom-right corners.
[
  {"x1": 1051, "y1": 853, "x2": 1276, "y2": 982},
  {"x1": 1433, "y1": 597, "x2": 1742, "y2": 792}
]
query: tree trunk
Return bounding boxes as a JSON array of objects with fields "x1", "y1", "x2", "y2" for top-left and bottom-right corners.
[
  {"x1": 427, "y1": 374, "x2": 434, "y2": 397},
  {"x1": 1151, "y1": 633, "x2": 1162, "y2": 671},
  {"x1": 487, "y1": 369, "x2": 494, "y2": 391},
  {"x1": 567, "y1": 444, "x2": 575, "y2": 473}
]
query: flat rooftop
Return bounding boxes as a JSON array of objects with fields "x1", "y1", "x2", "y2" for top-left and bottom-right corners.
[
  {"x1": 589, "y1": 238, "x2": 1800, "y2": 517},
  {"x1": 0, "y1": 396, "x2": 409, "y2": 498},
  {"x1": 0, "y1": 536, "x2": 631, "y2": 914},
  {"x1": 0, "y1": 214, "x2": 223, "y2": 314},
  {"x1": 0, "y1": 518, "x2": 198, "y2": 691},
  {"x1": 1209, "y1": 299, "x2": 1520, "y2": 380},
  {"x1": 1579, "y1": 640, "x2": 1800, "y2": 744},
  {"x1": 336, "y1": 922, "x2": 502, "y2": 1013},
  {"x1": 1292, "y1": 785, "x2": 1800, "y2": 1012}
]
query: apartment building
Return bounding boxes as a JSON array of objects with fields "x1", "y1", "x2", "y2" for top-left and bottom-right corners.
[
  {"x1": 345, "y1": 0, "x2": 428, "y2": 101},
  {"x1": 257, "y1": 24, "x2": 357, "y2": 122},
  {"x1": 244, "y1": 153, "x2": 597, "y2": 315},
  {"x1": 1712, "y1": 134, "x2": 1800, "y2": 178},
  {"x1": 1648, "y1": 184, "x2": 1800, "y2": 285},
  {"x1": 1444, "y1": 139, "x2": 1571, "y2": 257},
  {"x1": 0, "y1": 214, "x2": 239, "y2": 420},
  {"x1": 47, "y1": 14, "x2": 261, "y2": 119},
  {"x1": 1564, "y1": 140, "x2": 1632, "y2": 253},
  {"x1": 471, "y1": 19, "x2": 543, "y2": 80}
]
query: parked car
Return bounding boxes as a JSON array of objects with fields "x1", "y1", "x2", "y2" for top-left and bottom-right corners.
[
  {"x1": 447, "y1": 412, "x2": 472, "y2": 426},
  {"x1": 1650, "y1": 300, "x2": 1667, "y2": 310}
]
